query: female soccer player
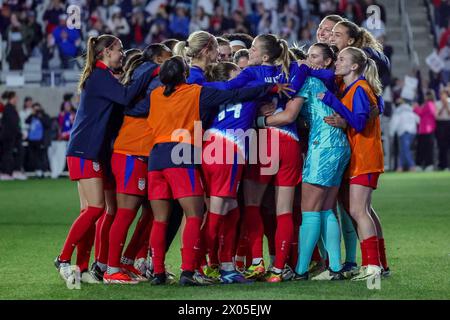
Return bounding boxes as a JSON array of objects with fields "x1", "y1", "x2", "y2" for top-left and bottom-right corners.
[
  {"x1": 146, "y1": 56, "x2": 279, "y2": 286},
  {"x1": 103, "y1": 44, "x2": 172, "y2": 284},
  {"x1": 173, "y1": 30, "x2": 219, "y2": 85},
  {"x1": 201, "y1": 61, "x2": 268, "y2": 284},
  {"x1": 316, "y1": 15, "x2": 345, "y2": 44},
  {"x1": 205, "y1": 34, "x2": 308, "y2": 282},
  {"x1": 54, "y1": 35, "x2": 154, "y2": 283},
  {"x1": 318, "y1": 47, "x2": 385, "y2": 280},
  {"x1": 330, "y1": 21, "x2": 390, "y2": 275},
  {"x1": 259, "y1": 43, "x2": 350, "y2": 281}
]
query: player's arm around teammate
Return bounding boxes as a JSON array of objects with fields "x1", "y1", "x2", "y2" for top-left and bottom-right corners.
[
  {"x1": 318, "y1": 47, "x2": 386, "y2": 280},
  {"x1": 55, "y1": 35, "x2": 154, "y2": 283},
  {"x1": 146, "y1": 56, "x2": 275, "y2": 286},
  {"x1": 104, "y1": 44, "x2": 173, "y2": 285}
]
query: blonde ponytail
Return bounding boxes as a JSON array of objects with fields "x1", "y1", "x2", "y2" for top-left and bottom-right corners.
[
  {"x1": 364, "y1": 58, "x2": 382, "y2": 96},
  {"x1": 78, "y1": 36, "x2": 98, "y2": 92},
  {"x1": 121, "y1": 53, "x2": 145, "y2": 85},
  {"x1": 173, "y1": 40, "x2": 188, "y2": 59},
  {"x1": 356, "y1": 28, "x2": 383, "y2": 53},
  {"x1": 255, "y1": 34, "x2": 291, "y2": 77},
  {"x1": 173, "y1": 31, "x2": 217, "y2": 62},
  {"x1": 341, "y1": 47, "x2": 383, "y2": 96},
  {"x1": 277, "y1": 38, "x2": 290, "y2": 79},
  {"x1": 78, "y1": 34, "x2": 119, "y2": 92}
]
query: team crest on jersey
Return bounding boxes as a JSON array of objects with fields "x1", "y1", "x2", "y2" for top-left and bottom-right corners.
[
  {"x1": 138, "y1": 178, "x2": 146, "y2": 191},
  {"x1": 93, "y1": 162, "x2": 100, "y2": 172}
]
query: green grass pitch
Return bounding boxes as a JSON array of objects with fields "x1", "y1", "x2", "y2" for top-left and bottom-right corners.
[{"x1": 0, "y1": 172, "x2": 449, "y2": 300}]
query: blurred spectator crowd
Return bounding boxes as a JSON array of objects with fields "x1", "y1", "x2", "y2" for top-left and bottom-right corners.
[
  {"x1": 0, "y1": 0, "x2": 449, "y2": 180},
  {"x1": 0, "y1": 0, "x2": 387, "y2": 71},
  {"x1": 0, "y1": 90, "x2": 77, "y2": 180}
]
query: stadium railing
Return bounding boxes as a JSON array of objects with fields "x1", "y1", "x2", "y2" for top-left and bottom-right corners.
[{"x1": 399, "y1": 0, "x2": 420, "y2": 69}]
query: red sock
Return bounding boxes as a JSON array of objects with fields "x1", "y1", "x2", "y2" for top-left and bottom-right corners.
[
  {"x1": 107, "y1": 208, "x2": 137, "y2": 268},
  {"x1": 94, "y1": 211, "x2": 106, "y2": 260},
  {"x1": 261, "y1": 207, "x2": 276, "y2": 256},
  {"x1": 362, "y1": 236, "x2": 381, "y2": 266},
  {"x1": 194, "y1": 227, "x2": 207, "y2": 270},
  {"x1": 243, "y1": 206, "x2": 264, "y2": 260},
  {"x1": 97, "y1": 213, "x2": 115, "y2": 264},
  {"x1": 288, "y1": 211, "x2": 302, "y2": 269},
  {"x1": 123, "y1": 211, "x2": 153, "y2": 260},
  {"x1": 378, "y1": 238, "x2": 388, "y2": 270},
  {"x1": 219, "y1": 207, "x2": 240, "y2": 263},
  {"x1": 75, "y1": 209, "x2": 90, "y2": 271},
  {"x1": 60, "y1": 206, "x2": 104, "y2": 262},
  {"x1": 234, "y1": 222, "x2": 248, "y2": 257},
  {"x1": 135, "y1": 222, "x2": 152, "y2": 260},
  {"x1": 273, "y1": 213, "x2": 294, "y2": 270},
  {"x1": 150, "y1": 220, "x2": 168, "y2": 274},
  {"x1": 205, "y1": 212, "x2": 224, "y2": 264},
  {"x1": 76, "y1": 223, "x2": 95, "y2": 271},
  {"x1": 181, "y1": 216, "x2": 202, "y2": 272},
  {"x1": 360, "y1": 241, "x2": 367, "y2": 266}
]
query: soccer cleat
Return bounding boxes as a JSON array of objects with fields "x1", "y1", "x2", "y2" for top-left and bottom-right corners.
[
  {"x1": 341, "y1": 262, "x2": 360, "y2": 279},
  {"x1": 150, "y1": 272, "x2": 173, "y2": 285},
  {"x1": 311, "y1": 268, "x2": 345, "y2": 281},
  {"x1": 244, "y1": 261, "x2": 266, "y2": 280},
  {"x1": 54, "y1": 256, "x2": 74, "y2": 283},
  {"x1": 282, "y1": 265, "x2": 295, "y2": 281},
  {"x1": 382, "y1": 267, "x2": 391, "y2": 278},
  {"x1": 121, "y1": 264, "x2": 147, "y2": 282},
  {"x1": 81, "y1": 271, "x2": 101, "y2": 284},
  {"x1": 292, "y1": 272, "x2": 309, "y2": 281},
  {"x1": 179, "y1": 270, "x2": 215, "y2": 286},
  {"x1": 351, "y1": 265, "x2": 382, "y2": 281},
  {"x1": 103, "y1": 272, "x2": 139, "y2": 284},
  {"x1": 90, "y1": 261, "x2": 105, "y2": 282},
  {"x1": 308, "y1": 260, "x2": 327, "y2": 276},
  {"x1": 134, "y1": 257, "x2": 148, "y2": 276},
  {"x1": 219, "y1": 270, "x2": 254, "y2": 284},
  {"x1": 265, "y1": 270, "x2": 283, "y2": 283},
  {"x1": 203, "y1": 265, "x2": 220, "y2": 280}
]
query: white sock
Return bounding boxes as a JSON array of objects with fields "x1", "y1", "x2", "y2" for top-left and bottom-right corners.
[
  {"x1": 252, "y1": 258, "x2": 263, "y2": 265},
  {"x1": 220, "y1": 262, "x2": 235, "y2": 272},
  {"x1": 107, "y1": 266, "x2": 120, "y2": 275},
  {"x1": 96, "y1": 261, "x2": 107, "y2": 272},
  {"x1": 120, "y1": 257, "x2": 134, "y2": 265},
  {"x1": 272, "y1": 267, "x2": 283, "y2": 274}
]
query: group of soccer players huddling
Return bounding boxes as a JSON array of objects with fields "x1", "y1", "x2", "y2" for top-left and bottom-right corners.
[{"x1": 54, "y1": 13, "x2": 391, "y2": 287}]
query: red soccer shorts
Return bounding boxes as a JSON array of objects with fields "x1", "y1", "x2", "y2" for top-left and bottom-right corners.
[
  {"x1": 244, "y1": 130, "x2": 303, "y2": 187},
  {"x1": 68, "y1": 156, "x2": 104, "y2": 181},
  {"x1": 202, "y1": 136, "x2": 245, "y2": 198},
  {"x1": 147, "y1": 167, "x2": 204, "y2": 200},
  {"x1": 67, "y1": 156, "x2": 116, "y2": 190},
  {"x1": 111, "y1": 152, "x2": 148, "y2": 196},
  {"x1": 350, "y1": 172, "x2": 381, "y2": 190}
]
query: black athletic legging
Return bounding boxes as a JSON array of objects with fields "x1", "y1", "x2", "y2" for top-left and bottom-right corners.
[{"x1": 165, "y1": 200, "x2": 184, "y2": 252}]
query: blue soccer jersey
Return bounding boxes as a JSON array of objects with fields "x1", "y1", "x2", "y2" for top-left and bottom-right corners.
[
  {"x1": 206, "y1": 99, "x2": 259, "y2": 157},
  {"x1": 204, "y1": 63, "x2": 309, "y2": 141}
]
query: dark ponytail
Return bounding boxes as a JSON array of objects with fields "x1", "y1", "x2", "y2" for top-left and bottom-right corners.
[
  {"x1": 122, "y1": 44, "x2": 172, "y2": 85},
  {"x1": 159, "y1": 56, "x2": 188, "y2": 97}
]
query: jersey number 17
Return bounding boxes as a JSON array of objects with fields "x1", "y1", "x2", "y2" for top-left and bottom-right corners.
[{"x1": 218, "y1": 103, "x2": 242, "y2": 121}]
